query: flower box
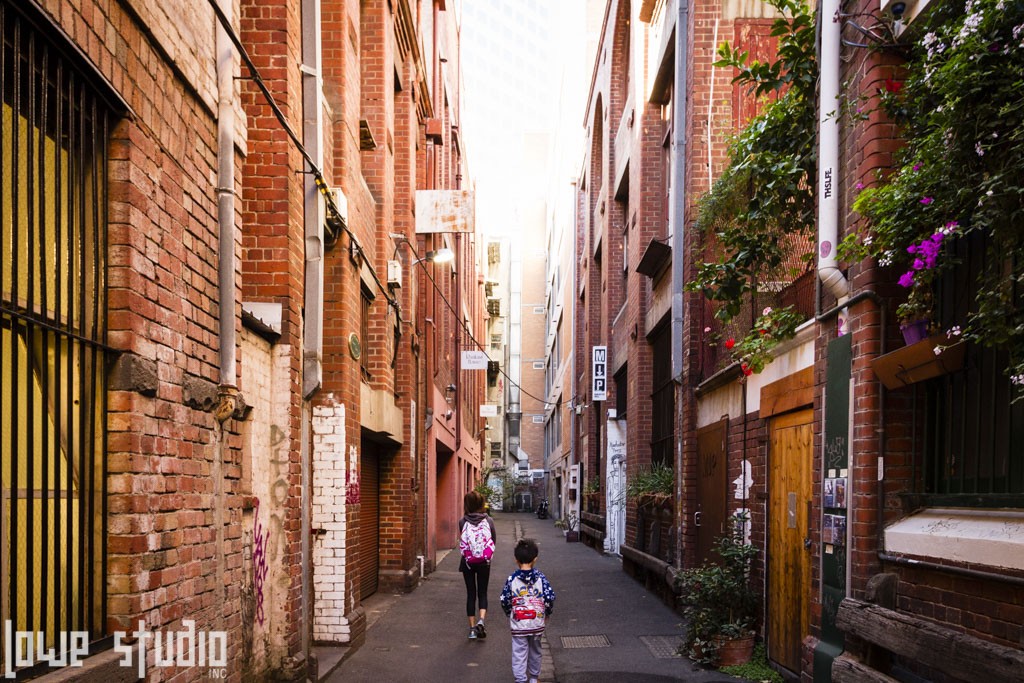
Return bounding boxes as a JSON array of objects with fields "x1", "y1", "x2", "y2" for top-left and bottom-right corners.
[{"x1": 871, "y1": 333, "x2": 965, "y2": 390}]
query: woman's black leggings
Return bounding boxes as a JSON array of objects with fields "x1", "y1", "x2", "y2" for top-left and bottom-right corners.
[{"x1": 463, "y1": 563, "x2": 490, "y2": 616}]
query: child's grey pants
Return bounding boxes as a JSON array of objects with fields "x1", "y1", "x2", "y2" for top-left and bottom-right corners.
[{"x1": 511, "y1": 634, "x2": 542, "y2": 683}]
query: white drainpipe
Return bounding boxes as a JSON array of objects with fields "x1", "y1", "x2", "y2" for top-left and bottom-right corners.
[
  {"x1": 302, "y1": 0, "x2": 325, "y2": 400},
  {"x1": 300, "y1": 0, "x2": 325, "y2": 660},
  {"x1": 817, "y1": 0, "x2": 850, "y2": 302},
  {"x1": 215, "y1": 0, "x2": 241, "y2": 420},
  {"x1": 670, "y1": 0, "x2": 689, "y2": 382}
]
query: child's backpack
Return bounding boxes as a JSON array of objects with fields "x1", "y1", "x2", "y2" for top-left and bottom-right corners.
[
  {"x1": 460, "y1": 518, "x2": 494, "y2": 565},
  {"x1": 508, "y1": 574, "x2": 546, "y2": 635}
]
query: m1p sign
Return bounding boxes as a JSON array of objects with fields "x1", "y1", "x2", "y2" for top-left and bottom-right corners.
[
  {"x1": 592, "y1": 345, "x2": 608, "y2": 401},
  {"x1": 461, "y1": 350, "x2": 490, "y2": 370}
]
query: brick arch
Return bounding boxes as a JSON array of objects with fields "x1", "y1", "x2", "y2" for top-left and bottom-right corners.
[
  {"x1": 590, "y1": 95, "x2": 604, "y2": 197},
  {"x1": 610, "y1": 0, "x2": 631, "y2": 126}
]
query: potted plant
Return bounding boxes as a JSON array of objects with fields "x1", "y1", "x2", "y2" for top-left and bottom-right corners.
[
  {"x1": 676, "y1": 512, "x2": 759, "y2": 666},
  {"x1": 625, "y1": 462, "x2": 674, "y2": 510},
  {"x1": 554, "y1": 511, "x2": 579, "y2": 542}
]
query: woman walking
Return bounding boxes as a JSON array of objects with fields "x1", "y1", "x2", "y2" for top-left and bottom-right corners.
[{"x1": 458, "y1": 490, "x2": 496, "y2": 639}]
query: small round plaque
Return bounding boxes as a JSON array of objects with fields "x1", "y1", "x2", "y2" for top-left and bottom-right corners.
[{"x1": 348, "y1": 332, "x2": 361, "y2": 360}]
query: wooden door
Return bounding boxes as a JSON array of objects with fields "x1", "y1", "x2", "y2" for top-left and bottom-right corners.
[
  {"x1": 695, "y1": 420, "x2": 727, "y2": 564},
  {"x1": 359, "y1": 442, "x2": 380, "y2": 599},
  {"x1": 768, "y1": 409, "x2": 813, "y2": 673}
]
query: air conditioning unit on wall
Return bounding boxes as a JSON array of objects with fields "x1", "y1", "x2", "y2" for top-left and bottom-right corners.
[{"x1": 387, "y1": 260, "x2": 402, "y2": 288}]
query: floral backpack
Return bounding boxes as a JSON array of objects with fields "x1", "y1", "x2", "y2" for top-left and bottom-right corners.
[{"x1": 460, "y1": 519, "x2": 494, "y2": 565}]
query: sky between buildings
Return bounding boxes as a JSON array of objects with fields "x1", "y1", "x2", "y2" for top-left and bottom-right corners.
[{"x1": 459, "y1": 0, "x2": 596, "y2": 238}]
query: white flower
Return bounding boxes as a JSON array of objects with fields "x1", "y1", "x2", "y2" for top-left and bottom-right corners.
[
  {"x1": 976, "y1": 141, "x2": 985, "y2": 156},
  {"x1": 762, "y1": 307, "x2": 773, "y2": 316},
  {"x1": 947, "y1": 325, "x2": 962, "y2": 337},
  {"x1": 922, "y1": 32, "x2": 947, "y2": 60},
  {"x1": 954, "y1": 10, "x2": 983, "y2": 48},
  {"x1": 934, "y1": 346, "x2": 944, "y2": 356},
  {"x1": 704, "y1": 326, "x2": 711, "y2": 333},
  {"x1": 864, "y1": 235, "x2": 874, "y2": 246},
  {"x1": 1012, "y1": 374, "x2": 1024, "y2": 386},
  {"x1": 987, "y1": 190, "x2": 994, "y2": 196}
]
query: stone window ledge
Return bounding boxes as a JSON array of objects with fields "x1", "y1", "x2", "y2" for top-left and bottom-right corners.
[{"x1": 884, "y1": 507, "x2": 1024, "y2": 572}]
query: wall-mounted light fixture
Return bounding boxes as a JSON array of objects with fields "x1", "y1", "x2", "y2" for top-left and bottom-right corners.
[{"x1": 417, "y1": 248, "x2": 454, "y2": 265}]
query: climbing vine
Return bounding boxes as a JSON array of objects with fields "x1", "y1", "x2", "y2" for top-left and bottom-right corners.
[{"x1": 686, "y1": 0, "x2": 818, "y2": 374}]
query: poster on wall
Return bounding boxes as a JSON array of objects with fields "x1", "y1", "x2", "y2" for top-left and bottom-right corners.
[
  {"x1": 823, "y1": 514, "x2": 846, "y2": 547},
  {"x1": 605, "y1": 418, "x2": 627, "y2": 555},
  {"x1": 823, "y1": 477, "x2": 847, "y2": 509}
]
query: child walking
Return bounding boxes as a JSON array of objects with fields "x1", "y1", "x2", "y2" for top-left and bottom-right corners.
[
  {"x1": 500, "y1": 538, "x2": 556, "y2": 683},
  {"x1": 458, "y1": 491, "x2": 496, "y2": 639}
]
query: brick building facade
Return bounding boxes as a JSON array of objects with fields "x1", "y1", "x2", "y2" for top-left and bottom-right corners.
[
  {"x1": 1, "y1": 0, "x2": 481, "y2": 680},
  {"x1": 574, "y1": 1, "x2": 1024, "y2": 681}
]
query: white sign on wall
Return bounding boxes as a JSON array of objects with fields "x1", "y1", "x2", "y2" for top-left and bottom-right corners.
[
  {"x1": 462, "y1": 350, "x2": 489, "y2": 370},
  {"x1": 479, "y1": 404, "x2": 499, "y2": 417},
  {"x1": 592, "y1": 345, "x2": 608, "y2": 401}
]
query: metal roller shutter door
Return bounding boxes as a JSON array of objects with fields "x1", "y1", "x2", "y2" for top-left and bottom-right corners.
[{"x1": 359, "y1": 445, "x2": 380, "y2": 599}]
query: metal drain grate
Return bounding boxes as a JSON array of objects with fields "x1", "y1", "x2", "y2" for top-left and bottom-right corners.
[
  {"x1": 560, "y1": 634, "x2": 611, "y2": 649},
  {"x1": 639, "y1": 635, "x2": 684, "y2": 659}
]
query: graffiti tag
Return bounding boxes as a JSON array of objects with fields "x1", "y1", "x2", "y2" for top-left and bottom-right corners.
[{"x1": 252, "y1": 499, "x2": 270, "y2": 626}]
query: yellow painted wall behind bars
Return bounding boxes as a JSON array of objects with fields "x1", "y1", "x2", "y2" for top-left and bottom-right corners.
[{"x1": 1, "y1": 99, "x2": 104, "y2": 652}]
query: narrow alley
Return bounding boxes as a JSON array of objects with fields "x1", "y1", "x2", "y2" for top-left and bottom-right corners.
[
  {"x1": 326, "y1": 513, "x2": 736, "y2": 683},
  {"x1": 1, "y1": 1, "x2": 1022, "y2": 682}
]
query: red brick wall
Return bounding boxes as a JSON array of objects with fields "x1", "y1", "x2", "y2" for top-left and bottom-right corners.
[
  {"x1": 809, "y1": 2, "x2": 1024, "y2": 675},
  {"x1": 32, "y1": 0, "x2": 248, "y2": 679},
  {"x1": 238, "y1": 0, "x2": 306, "y2": 665}
]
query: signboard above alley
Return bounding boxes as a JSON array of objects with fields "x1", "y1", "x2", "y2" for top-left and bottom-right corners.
[
  {"x1": 462, "y1": 350, "x2": 490, "y2": 369},
  {"x1": 415, "y1": 190, "x2": 475, "y2": 233}
]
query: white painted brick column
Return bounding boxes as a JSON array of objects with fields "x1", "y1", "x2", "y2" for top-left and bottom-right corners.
[{"x1": 312, "y1": 396, "x2": 351, "y2": 641}]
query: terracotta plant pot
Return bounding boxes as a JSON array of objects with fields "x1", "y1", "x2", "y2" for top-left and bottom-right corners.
[{"x1": 715, "y1": 633, "x2": 755, "y2": 667}]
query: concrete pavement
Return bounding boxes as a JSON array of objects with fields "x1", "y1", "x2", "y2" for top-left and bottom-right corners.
[{"x1": 326, "y1": 512, "x2": 739, "y2": 682}]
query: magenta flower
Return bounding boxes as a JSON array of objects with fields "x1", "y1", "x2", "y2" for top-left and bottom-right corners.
[
  {"x1": 898, "y1": 272, "x2": 915, "y2": 288},
  {"x1": 913, "y1": 164, "x2": 922, "y2": 171},
  {"x1": 920, "y1": 197, "x2": 934, "y2": 205}
]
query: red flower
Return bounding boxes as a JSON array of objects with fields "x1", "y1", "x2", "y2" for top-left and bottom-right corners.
[
  {"x1": 883, "y1": 78, "x2": 902, "y2": 93},
  {"x1": 759, "y1": 329, "x2": 768, "y2": 336},
  {"x1": 741, "y1": 363, "x2": 753, "y2": 377},
  {"x1": 724, "y1": 338, "x2": 735, "y2": 350}
]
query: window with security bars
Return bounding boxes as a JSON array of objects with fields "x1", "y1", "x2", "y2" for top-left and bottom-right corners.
[
  {"x1": 919, "y1": 231, "x2": 1023, "y2": 505},
  {"x1": 651, "y1": 325, "x2": 674, "y2": 467},
  {"x1": 1, "y1": 0, "x2": 115, "y2": 664},
  {"x1": 360, "y1": 286, "x2": 372, "y2": 380}
]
